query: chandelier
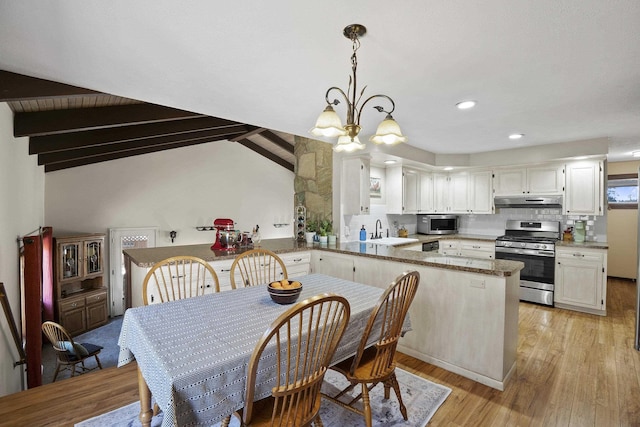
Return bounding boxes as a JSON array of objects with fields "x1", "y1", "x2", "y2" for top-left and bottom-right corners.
[{"x1": 310, "y1": 24, "x2": 407, "y2": 152}]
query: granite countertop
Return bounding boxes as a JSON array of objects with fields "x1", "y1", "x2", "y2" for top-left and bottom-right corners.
[{"x1": 124, "y1": 236, "x2": 523, "y2": 278}]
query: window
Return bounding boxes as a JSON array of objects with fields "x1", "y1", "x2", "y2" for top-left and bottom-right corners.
[{"x1": 607, "y1": 174, "x2": 638, "y2": 209}]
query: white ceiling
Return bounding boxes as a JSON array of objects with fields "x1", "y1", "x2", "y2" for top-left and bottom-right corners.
[{"x1": 1, "y1": 1, "x2": 639, "y2": 163}]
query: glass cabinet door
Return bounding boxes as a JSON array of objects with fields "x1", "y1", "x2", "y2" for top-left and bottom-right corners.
[
  {"x1": 60, "y1": 242, "x2": 81, "y2": 281},
  {"x1": 85, "y1": 240, "x2": 103, "y2": 275}
]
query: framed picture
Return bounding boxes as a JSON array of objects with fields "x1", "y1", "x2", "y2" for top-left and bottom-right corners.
[
  {"x1": 607, "y1": 173, "x2": 638, "y2": 209},
  {"x1": 370, "y1": 176, "x2": 381, "y2": 198}
]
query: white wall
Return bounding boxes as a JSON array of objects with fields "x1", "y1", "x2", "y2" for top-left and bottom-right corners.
[
  {"x1": 44, "y1": 141, "x2": 295, "y2": 276},
  {"x1": 0, "y1": 103, "x2": 45, "y2": 396}
]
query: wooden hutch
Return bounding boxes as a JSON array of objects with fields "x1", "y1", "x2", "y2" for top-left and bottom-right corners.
[{"x1": 54, "y1": 233, "x2": 108, "y2": 335}]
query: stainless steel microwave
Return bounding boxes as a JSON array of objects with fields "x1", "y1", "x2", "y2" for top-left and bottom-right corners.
[{"x1": 417, "y1": 214, "x2": 459, "y2": 235}]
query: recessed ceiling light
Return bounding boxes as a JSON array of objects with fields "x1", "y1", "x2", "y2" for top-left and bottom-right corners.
[
  {"x1": 509, "y1": 133, "x2": 524, "y2": 140},
  {"x1": 456, "y1": 100, "x2": 476, "y2": 110},
  {"x1": 384, "y1": 160, "x2": 397, "y2": 164},
  {"x1": 632, "y1": 151, "x2": 640, "y2": 158}
]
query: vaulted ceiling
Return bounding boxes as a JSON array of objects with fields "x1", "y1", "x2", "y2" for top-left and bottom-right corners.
[
  {"x1": 1, "y1": 2, "x2": 640, "y2": 166},
  {"x1": 0, "y1": 71, "x2": 295, "y2": 173}
]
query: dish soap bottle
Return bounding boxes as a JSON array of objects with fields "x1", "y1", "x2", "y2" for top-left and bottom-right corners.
[{"x1": 359, "y1": 225, "x2": 367, "y2": 241}]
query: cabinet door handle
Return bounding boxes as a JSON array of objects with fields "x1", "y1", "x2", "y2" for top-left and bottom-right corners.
[
  {"x1": 220, "y1": 269, "x2": 231, "y2": 272},
  {"x1": 292, "y1": 258, "x2": 302, "y2": 262},
  {"x1": 572, "y1": 253, "x2": 585, "y2": 257}
]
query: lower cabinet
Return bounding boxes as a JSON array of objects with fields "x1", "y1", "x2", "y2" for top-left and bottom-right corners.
[
  {"x1": 58, "y1": 289, "x2": 108, "y2": 336},
  {"x1": 439, "y1": 239, "x2": 495, "y2": 259},
  {"x1": 554, "y1": 247, "x2": 607, "y2": 315},
  {"x1": 459, "y1": 241, "x2": 495, "y2": 259},
  {"x1": 310, "y1": 251, "x2": 355, "y2": 281},
  {"x1": 209, "y1": 251, "x2": 312, "y2": 291},
  {"x1": 278, "y1": 251, "x2": 311, "y2": 279}
]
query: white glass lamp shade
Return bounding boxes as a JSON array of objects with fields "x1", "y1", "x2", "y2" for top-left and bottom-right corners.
[
  {"x1": 310, "y1": 105, "x2": 347, "y2": 137},
  {"x1": 333, "y1": 135, "x2": 365, "y2": 153},
  {"x1": 369, "y1": 114, "x2": 407, "y2": 145}
]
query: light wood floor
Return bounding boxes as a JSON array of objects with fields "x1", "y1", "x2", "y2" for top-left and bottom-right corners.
[{"x1": 1, "y1": 278, "x2": 639, "y2": 426}]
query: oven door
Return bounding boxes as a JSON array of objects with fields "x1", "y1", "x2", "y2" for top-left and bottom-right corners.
[{"x1": 495, "y1": 248, "x2": 555, "y2": 285}]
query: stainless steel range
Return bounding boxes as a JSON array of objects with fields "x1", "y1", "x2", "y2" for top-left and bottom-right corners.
[{"x1": 495, "y1": 220, "x2": 560, "y2": 306}]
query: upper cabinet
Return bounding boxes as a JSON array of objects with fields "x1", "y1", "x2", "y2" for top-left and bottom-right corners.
[
  {"x1": 343, "y1": 156, "x2": 370, "y2": 215},
  {"x1": 467, "y1": 170, "x2": 494, "y2": 214},
  {"x1": 386, "y1": 166, "x2": 420, "y2": 214},
  {"x1": 431, "y1": 171, "x2": 493, "y2": 214},
  {"x1": 418, "y1": 171, "x2": 434, "y2": 213},
  {"x1": 494, "y1": 164, "x2": 564, "y2": 196},
  {"x1": 564, "y1": 160, "x2": 604, "y2": 216}
]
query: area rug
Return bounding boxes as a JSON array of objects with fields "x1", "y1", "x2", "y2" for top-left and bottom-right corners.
[{"x1": 76, "y1": 368, "x2": 450, "y2": 426}]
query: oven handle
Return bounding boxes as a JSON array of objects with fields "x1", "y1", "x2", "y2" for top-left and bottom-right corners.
[{"x1": 495, "y1": 247, "x2": 555, "y2": 257}]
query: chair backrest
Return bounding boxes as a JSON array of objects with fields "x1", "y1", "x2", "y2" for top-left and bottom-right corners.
[
  {"x1": 350, "y1": 270, "x2": 419, "y2": 378},
  {"x1": 243, "y1": 293, "x2": 350, "y2": 426},
  {"x1": 142, "y1": 256, "x2": 220, "y2": 305},
  {"x1": 42, "y1": 321, "x2": 76, "y2": 362},
  {"x1": 230, "y1": 248, "x2": 287, "y2": 288}
]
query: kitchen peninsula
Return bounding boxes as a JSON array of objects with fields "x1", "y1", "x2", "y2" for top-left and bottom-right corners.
[{"x1": 123, "y1": 237, "x2": 523, "y2": 390}]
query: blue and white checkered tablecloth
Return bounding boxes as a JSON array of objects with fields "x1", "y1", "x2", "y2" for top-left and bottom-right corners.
[{"x1": 118, "y1": 273, "x2": 409, "y2": 427}]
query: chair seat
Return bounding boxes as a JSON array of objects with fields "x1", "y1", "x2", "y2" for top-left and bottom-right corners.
[
  {"x1": 331, "y1": 346, "x2": 396, "y2": 383},
  {"x1": 63, "y1": 343, "x2": 103, "y2": 361},
  {"x1": 236, "y1": 394, "x2": 322, "y2": 426}
]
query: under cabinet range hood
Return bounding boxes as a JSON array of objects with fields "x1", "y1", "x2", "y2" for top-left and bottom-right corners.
[{"x1": 494, "y1": 195, "x2": 563, "y2": 209}]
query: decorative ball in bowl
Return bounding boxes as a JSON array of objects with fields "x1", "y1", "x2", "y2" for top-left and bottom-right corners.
[{"x1": 268, "y1": 279, "x2": 303, "y2": 304}]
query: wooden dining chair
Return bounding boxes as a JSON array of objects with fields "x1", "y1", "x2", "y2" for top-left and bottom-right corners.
[
  {"x1": 142, "y1": 255, "x2": 220, "y2": 305},
  {"x1": 321, "y1": 270, "x2": 420, "y2": 427},
  {"x1": 41, "y1": 321, "x2": 103, "y2": 382},
  {"x1": 231, "y1": 293, "x2": 350, "y2": 427},
  {"x1": 230, "y1": 248, "x2": 287, "y2": 288}
]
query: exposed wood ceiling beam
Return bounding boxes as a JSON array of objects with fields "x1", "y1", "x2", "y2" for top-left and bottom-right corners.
[
  {"x1": 229, "y1": 127, "x2": 267, "y2": 141},
  {"x1": 3, "y1": 70, "x2": 296, "y2": 173},
  {"x1": 237, "y1": 138, "x2": 294, "y2": 172},
  {"x1": 14, "y1": 104, "x2": 206, "y2": 137},
  {"x1": 37, "y1": 126, "x2": 248, "y2": 165},
  {"x1": 29, "y1": 117, "x2": 244, "y2": 154},
  {"x1": 258, "y1": 129, "x2": 294, "y2": 154},
  {"x1": 0, "y1": 70, "x2": 100, "y2": 101}
]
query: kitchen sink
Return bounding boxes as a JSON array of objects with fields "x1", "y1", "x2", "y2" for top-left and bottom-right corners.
[{"x1": 363, "y1": 237, "x2": 419, "y2": 245}]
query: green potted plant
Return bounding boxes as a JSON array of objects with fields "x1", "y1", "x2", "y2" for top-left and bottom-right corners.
[
  {"x1": 305, "y1": 219, "x2": 318, "y2": 244},
  {"x1": 319, "y1": 219, "x2": 333, "y2": 244}
]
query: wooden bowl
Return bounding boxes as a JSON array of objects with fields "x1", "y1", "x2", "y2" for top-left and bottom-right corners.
[{"x1": 268, "y1": 280, "x2": 302, "y2": 304}]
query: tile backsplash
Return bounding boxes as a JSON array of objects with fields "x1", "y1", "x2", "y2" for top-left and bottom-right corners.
[{"x1": 343, "y1": 206, "x2": 606, "y2": 242}]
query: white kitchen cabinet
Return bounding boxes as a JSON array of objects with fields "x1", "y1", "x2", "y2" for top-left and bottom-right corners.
[
  {"x1": 209, "y1": 259, "x2": 235, "y2": 292},
  {"x1": 310, "y1": 251, "x2": 355, "y2": 281},
  {"x1": 439, "y1": 239, "x2": 495, "y2": 259},
  {"x1": 564, "y1": 160, "x2": 604, "y2": 216},
  {"x1": 430, "y1": 170, "x2": 493, "y2": 214},
  {"x1": 459, "y1": 240, "x2": 495, "y2": 259},
  {"x1": 494, "y1": 164, "x2": 564, "y2": 196},
  {"x1": 277, "y1": 251, "x2": 311, "y2": 279},
  {"x1": 343, "y1": 156, "x2": 370, "y2": 215},
  {"x1": 433, "y1": 173, "x2": 450, "y2": 213},
  {"x1": 554, "y1": 247, "x2": 607, "y2": 315},
  {"x1": 467, "y1": 170, "x2": 494, "y2": 214},
  {"x1": 449, "y1": 172, "x2": 469, "y2": 213},
  {"x1": 439, "y1": 239, "x2": 460, "y2": 256},
  {"x1": 418, "y1": 171, "x2": 434, "y2": 213},
  {"x1": 385, "y1": 166, "x2": 419, "y2": 214}
]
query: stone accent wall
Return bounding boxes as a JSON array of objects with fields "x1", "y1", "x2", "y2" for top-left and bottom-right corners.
[{"x1": 294, "y1": 136, "x2": 333, "y2": 226}]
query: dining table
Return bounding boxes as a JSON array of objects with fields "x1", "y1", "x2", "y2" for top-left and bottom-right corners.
[{"x1": 117, "y1": 273, "x2": 411, "y2": 427}]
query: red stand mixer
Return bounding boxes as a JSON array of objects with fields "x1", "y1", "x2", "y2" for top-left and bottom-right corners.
[{"x1": 211, "y1": 218, "x2": 238, "y2": 251}]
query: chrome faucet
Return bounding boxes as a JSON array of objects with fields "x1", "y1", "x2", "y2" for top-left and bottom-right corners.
[{"x1": 373, "y1": 219, "x2": 383, "y2": 239}]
